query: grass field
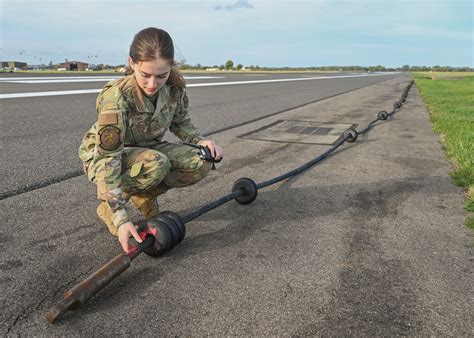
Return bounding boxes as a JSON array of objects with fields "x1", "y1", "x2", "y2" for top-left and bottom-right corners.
[{"x1": 413, "y1": 72, "x2": 474, "y2": 228}]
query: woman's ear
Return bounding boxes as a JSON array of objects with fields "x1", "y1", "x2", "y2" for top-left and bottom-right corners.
[{"x1": 128, "y1": 56, "x2": 135, "y2": 70}]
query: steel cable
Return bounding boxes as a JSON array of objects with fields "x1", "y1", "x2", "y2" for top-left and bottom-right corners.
[{"x1": 181, "y1": 80, "x2": 414, "y2": 222}]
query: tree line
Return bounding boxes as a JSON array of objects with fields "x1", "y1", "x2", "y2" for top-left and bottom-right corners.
[
  {"x1": 178, "y1": 61, "x2": 473, "y2": 72},
  {"x1": 14, "y1": 60, "x2": 474, "y2": 72}
]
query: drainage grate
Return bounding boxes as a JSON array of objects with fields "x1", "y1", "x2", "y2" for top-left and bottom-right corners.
[
  {"x1": 239, "y1": 120, "x2": 356, "y2": 145},
  {"x1": 286, "y1": 126, "x2": 332, "y2": 135}
]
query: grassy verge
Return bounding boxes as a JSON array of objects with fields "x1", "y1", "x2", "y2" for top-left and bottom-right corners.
[{"x1": 413, "y1": 72, "x2": 474, "y2": 228}]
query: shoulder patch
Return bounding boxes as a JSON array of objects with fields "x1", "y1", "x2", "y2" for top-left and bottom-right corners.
[
  {"x1": 98, "y1": 125, "x2": 121, "y2": 151},
  {"x1": 98, "y1": 113, "x2": 118, "y2": 125}
]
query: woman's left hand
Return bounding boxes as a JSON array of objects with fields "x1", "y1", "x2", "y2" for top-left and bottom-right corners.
[{"x1": 197, "y1": 139, "x2": 223, "y2": 160}]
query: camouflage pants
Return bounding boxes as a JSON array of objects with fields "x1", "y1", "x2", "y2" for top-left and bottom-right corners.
[{"x1": 89, "y1": 142, "x2": 212, "y2": 199}]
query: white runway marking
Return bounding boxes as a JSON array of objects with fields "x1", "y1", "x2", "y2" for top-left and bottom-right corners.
[
  {"x1": 6, "y1": 78, "x2": 122, "y2": 83},
  {"x1": 0, "y1": 76, "x2": 223, "y2": 84},
  {"x1": 0, "y1": 73, "x2": 398, "y2": 99},
  {"x1": 0, "y1": 76, "x2": 120, "y2": 81},
  {"x1": 186, "y1": 73, "x2": 398, "y2": 88}
]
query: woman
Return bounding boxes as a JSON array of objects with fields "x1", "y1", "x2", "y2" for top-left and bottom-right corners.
[{"x1": 78, "y1": 27, "x2": 222, "y2": 253}]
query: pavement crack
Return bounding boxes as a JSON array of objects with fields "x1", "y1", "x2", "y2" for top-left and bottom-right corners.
[
  {"x1": 283, "y1": 283, "x2": 293, "y2": 298},
  {"x1": 0, "y1": 169, "x2": 83, "y2": 200},
  {"x1": 50, "y1": 265, "x2": 96, "y2": 301},
  {"x1": 4, "y1": 265, "x2": 96, "y2": 334},
  {"x1": 5, "y1": 296, "x2": 49, "y2": 335}
]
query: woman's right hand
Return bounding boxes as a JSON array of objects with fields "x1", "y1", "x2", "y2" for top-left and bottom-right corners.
[{"x1": 117, "y1": 221, "x2": 143, "y2": 253}]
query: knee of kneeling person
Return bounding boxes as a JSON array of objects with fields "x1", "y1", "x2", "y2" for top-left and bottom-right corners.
[
  {"x1": 184, "y1": 156, "x2": 212, "y2": 179},
  {"x1": 190, "y1": 158, "x2": 212, "y2": 183},
  {"x1": 199, "y1": 159, "x2": 213, "y2": 177}
]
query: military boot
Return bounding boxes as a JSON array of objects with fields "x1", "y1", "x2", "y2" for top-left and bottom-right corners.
[
  {"x1": 96, "y1": 201, "x2": 118, "y2": 236},
  {"x1": 129, "y1": 193, "x2": 159, "y2": 220}
]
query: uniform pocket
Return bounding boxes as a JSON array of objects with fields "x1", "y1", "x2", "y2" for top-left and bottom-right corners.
[{"x1": 129, "y1": 161, "x2": 144, "y2": 178}]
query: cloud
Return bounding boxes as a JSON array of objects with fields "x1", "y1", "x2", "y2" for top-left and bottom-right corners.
[{"x1": 213, "y1": 0, "x2": 253, "y2": 11}]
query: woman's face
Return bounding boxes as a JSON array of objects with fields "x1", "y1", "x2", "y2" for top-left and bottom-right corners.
[{"x1": 129, "y1": 56, "x2": 171, "y2": 96}]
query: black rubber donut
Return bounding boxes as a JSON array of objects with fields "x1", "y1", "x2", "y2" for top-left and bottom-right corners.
[
  {"x1": 159, "y1": 211, "x2": 186, "y2": 244},
  {"x1": 136, "y1": 219, "x2": 172, "y2": 257},
  {"x1": 156, "y1": 214, "x2": 180, "y2": 248},
  {"x1": 377, "y1": 110, "x2": 389, "y2": 120},
  {"x1": 344, "y1": 128, "x2": 358, "y2": 143},
  {"x1": 232, "y1": 177, "x2": 258, "y2": 205}
]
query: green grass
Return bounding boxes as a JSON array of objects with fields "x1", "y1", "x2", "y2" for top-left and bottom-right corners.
[
  {"x1": 415, "y1": 71, "x2": 474, "y2": 79},
  {"x1": 413, "y1": 72, "x2": 474, "y2": 228}
]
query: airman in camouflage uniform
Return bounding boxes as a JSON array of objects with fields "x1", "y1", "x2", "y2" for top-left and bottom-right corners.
[{"x1": 78, "y1": 75, "x2": 212, "y2": 235}]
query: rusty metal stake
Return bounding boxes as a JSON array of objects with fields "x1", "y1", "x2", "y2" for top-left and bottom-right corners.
[{"x1": 47, "y1": 235, "x2": 154, "y2": 323}]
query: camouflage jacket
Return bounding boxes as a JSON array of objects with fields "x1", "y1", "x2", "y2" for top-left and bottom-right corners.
[{"x1": 78, "y1": 75, "x2": 202, "y2": 229}]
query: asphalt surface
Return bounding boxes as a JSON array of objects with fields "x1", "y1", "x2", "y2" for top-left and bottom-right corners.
[
  {"x1": 0, "y1": 72, "x2": 397, "y2": 198},
  {"x1": 0, "y1": 72, "x2": 377, "y2": 94},
  {"x1": 0, "y1": 72, "x2": 472, "y2": 335}
]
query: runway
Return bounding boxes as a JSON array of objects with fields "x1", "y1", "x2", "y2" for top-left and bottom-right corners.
[
  {"x1": 1, "y1": 72, "x2": 471, "y2": 336},
  {"x1": 0, "y1": 71, "x2": 398, "y2": 197},
  {"x1": 0, "y1": 72, "x2": 395, "y2": 98}
]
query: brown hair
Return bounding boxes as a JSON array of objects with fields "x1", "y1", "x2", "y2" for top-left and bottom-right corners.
[{"x1": 126, "y1": 27, "x2": 186, "y2": 94}]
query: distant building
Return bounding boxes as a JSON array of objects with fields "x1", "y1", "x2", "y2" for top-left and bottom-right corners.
[
  {"x1": 1, "y1": 61, "x2": 28, "y2": 70},
  {"x1": 58, "y1": 61, "x2": 89, "y2": 71}
]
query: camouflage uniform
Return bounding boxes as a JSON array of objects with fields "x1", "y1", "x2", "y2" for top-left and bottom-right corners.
[{"x1": 78, "y1": 75, "x2": 212, "y2": 233}]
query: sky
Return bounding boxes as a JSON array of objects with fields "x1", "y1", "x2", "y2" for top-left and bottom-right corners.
[{"x1": 1, "y1": 0, "x2": 473, "y2": 68}]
